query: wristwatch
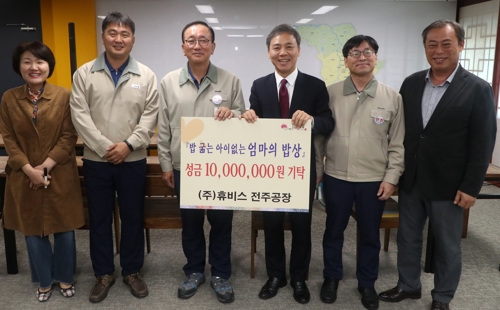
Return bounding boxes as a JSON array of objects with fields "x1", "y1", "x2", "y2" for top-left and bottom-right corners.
[{"x1": 124, "y1": 140, "x2": 134, "y2": 151}]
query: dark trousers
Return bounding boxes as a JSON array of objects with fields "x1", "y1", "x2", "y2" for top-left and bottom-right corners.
[
  {"x1": 84, "y1": 159, "x2": 146, "y2": 277},
  {"x1": 173, "y1": 169, "x2": 233, "y2": 279},
  {"x1": 263, "y1": 172, "x2": 315, "y2": 283},
  {"x1": 322, "y1": 175, "x2": 385, "y2": 288},
  {"x1": 396, "y1": 185, "x2": 463, "y2": 303}
]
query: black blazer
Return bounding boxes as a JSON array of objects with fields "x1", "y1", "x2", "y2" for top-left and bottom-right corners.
[
  {"x1": 400, "y1": 65, "x2": 497, "y2": 200},
  {"x1": 249, "y1": 71, "x2": 334, "y2": 182}
]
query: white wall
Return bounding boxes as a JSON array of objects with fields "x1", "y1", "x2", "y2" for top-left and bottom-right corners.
[{"x1": 95, "y1": 0, "x2": 456, "y2": 107}]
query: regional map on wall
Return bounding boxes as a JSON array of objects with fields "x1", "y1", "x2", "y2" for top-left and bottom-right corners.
[{"x1": 297, "y1": 23, "x2": 386, "y2": 86}]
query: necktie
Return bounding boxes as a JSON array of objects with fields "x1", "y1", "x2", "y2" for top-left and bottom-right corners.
[{"x1": 279, "y1": 79, "x2": 289, "y2": 119}]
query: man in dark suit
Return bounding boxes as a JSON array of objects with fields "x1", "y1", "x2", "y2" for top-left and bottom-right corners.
[
  {"x1": 240, "y1": 24, "x2": 334, "y2": 304},
  {"x1": 378, "y1": 20, "x2": 496, "y2": 310}
]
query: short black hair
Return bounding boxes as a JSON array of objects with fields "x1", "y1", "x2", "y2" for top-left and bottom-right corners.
[
  {"x1": 181, "y1": 21, "x2": 215, "y2": 43},
  {"x1": 342, "y1": 35, "x2": 379, "y2": 58},
  {"x1": 422, "y1": 19, "x2": 465, "y2": 46},
  {"x1": 12, "y1": 41, "x2": 56, "y2": 78},
  {"x1": 266, "y1": 24, "x2": 301, "y2": 50},
  {"x1": 102, "y1": 11, "x2": 135, "y2": 35}
]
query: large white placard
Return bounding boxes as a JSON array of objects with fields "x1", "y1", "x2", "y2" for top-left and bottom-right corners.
[{"x1": 180, "y1": 117, "x2": 311, "y2": 212}]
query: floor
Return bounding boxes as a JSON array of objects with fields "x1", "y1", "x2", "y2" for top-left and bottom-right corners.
[{"x1": 0, "y1": 184, "x2": 499, "y2": 310}]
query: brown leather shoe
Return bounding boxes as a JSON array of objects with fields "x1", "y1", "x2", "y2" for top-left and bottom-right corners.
[
  {"x1": 123, "y1": 273, "x2": 149, "y2": 298},
  {"x1": 431, "y1": 300, "x2": 450, "y2": 310},
  {"x1": 378, "y1": 286, "x2": 421, "y2": 302},
  {"x1": 89, "y1": 274, "x2": 115, "y2": 303}
]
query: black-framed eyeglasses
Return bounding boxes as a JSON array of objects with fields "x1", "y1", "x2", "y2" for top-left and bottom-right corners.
[
  {"x1": 348, "y1": 49, "x2": 375, "y2": 58},
  {"x1": 184, "y1": 38, "x2": 211, "y2": 47}
]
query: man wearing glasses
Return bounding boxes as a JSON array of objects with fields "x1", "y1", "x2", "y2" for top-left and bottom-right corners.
[
  {"x1": 157, "y1": 21, "x2": 245, "y2": 303},
  {"x1": 315, "y1": 35, "x2": 404, "y2": 310}
]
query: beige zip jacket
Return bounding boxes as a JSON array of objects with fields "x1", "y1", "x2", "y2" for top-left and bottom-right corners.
[
  {"x1": 70, "y1": 53, "x2": 159, "y2": 162},
  {"x1": 157, "y1": 62, "x2": 245, "y2": 172},
  {"x1": 315, "y1": 76, "x2": 404, "y2": 184}
]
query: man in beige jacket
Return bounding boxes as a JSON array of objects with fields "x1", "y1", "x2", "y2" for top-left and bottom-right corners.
[
  {"x1": 70, "y1": 12, "x2": 158, "y2": 302},
  {"x1": 157, "y1": 21, "x2": 245, "y2": 304},
  {"x1": 315, "y1": 35, "x2": 404, "y2": 310}
]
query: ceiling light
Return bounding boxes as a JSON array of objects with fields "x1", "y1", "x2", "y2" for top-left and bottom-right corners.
[
  {"x1": 296, "y1": 19, "x2": 313, "y2": 24},
  {"x1": 205, "y1": 18, "x2": 219, "y2": 24},
  {"x1": 97, "y1": 16, "x2": 106, "y2": 19},
  {"x1": 227, "y1": 35, "x2": 244, "y2": 37},
  {"x1": 222, "y1": 26, "x2": 258, "y2": 30},
  {"x1": 196, "y1": 5, "x2": 215, "y2": 14},
  {"x1": 212, "y1": 27, "x2": 223, "y2": 30},
  {"x1": 246, "y1": 35, "x2": 263, "y2": 37},
  {"x1": 311, "y1": 6, "x2": 338, "y2": 15}
]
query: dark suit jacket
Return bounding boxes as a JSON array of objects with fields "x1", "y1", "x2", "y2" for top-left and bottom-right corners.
[
  {"x1": 400, "y1": 65, "x2": 496, "y2": 200},
  {"x1": 249, "y1": 71, "x2": 334, "y2": 190}
]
